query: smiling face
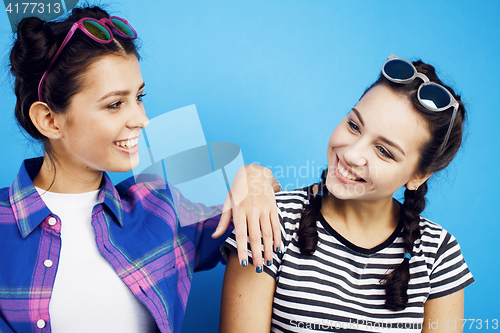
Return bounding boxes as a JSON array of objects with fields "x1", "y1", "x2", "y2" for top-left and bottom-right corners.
[
  {"x1": 50, "y1": 54, "x2": 149, "y2": 177},
  {"x1": 326, "y1": 84, "x2": 431, "y2": 202}
]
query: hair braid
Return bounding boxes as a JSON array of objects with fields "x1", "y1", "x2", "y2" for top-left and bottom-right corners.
[
  {"x1": 384, "y1": 182, "x2": 428, "y2": 311},
  {"x1": 298, "y1": 169, "x2": 328, "y2": 255}
]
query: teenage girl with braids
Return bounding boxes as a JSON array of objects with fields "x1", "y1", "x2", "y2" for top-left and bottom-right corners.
[
  {"x1": 221, "y1": 56, "x2": 474, "y2": 332},
  {"x1": 0, "y1": 5, "x2": 281, "y2": 333}
]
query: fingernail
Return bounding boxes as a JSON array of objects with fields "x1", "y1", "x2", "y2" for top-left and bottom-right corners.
[
  {"x1": 266, "y1": 259, "x2": 272, "y2": 266},
  {"x1": 276, "y1": 246, "x2": 281, "y2": 253},
  {"x1": 241, "y1": 260, "x2": 248, "y2": 267},
  {"x1": 256, "y1": 266, "x2": 263, "y2": 273}
]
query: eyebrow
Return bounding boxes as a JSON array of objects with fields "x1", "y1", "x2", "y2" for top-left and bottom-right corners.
[
  {"x1": 98, "y1": 82, "x2": 146, "y2": 102},
  {"x1": 351, "y1": 108, "x2": 364, "y2": 126},
  {"x1": 379, "y1": 136, "x2": 406, "y2": 156},
  {"x1": 351, "y1": 107, "x2": 406, "y2": 156}
]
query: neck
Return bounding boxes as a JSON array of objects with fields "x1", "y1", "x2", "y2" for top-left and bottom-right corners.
[
  {"x1": 321, "y1": 193, "x2": 399, "y2": 235},
  {"x1": 33, "y1": 156, "x2": 103, "y2": 194}
]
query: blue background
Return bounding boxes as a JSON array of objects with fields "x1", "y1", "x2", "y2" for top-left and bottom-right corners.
[{"x1": 1, "y1": 1, "x2": 498, "y2": 331}]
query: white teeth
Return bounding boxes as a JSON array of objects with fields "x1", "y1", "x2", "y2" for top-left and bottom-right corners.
[
  {"x1": 337, "y1": 162, "x2": 359, "y2": 181},
  {"x1": 115, "y1": 138, "x2": 138, "y2": 149}
]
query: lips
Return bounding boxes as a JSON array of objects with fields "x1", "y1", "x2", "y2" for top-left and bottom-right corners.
[
  {"x1": 114, "y1": 137, "x2": 138, "y2": 149},
  {"x1": 113, "y1": 136, "x2": 140, "y2": 155},
  {"x1": 335, "y1": 156, "x2": 366, "y2": 183}
]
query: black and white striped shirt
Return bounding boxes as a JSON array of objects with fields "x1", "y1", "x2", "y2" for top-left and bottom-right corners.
[{"x1": 224, "y1": 188, "x2": 474, "y2": 332}]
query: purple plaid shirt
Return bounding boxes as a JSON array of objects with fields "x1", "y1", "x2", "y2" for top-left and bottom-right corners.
[{"x1": 0, "y1": 158, "x2": 231, "y2": 333}]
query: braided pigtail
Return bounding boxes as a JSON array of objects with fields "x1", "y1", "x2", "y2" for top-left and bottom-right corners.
[
  {"x1": 298, "y1": 169, "x2": 327, "y2": 255},
  {"x1": 383, "y1": 182, "x2": 428, "y2": 311},
  {"x1": 363, "y1": 59, "x2": 467, "y2": 310}
]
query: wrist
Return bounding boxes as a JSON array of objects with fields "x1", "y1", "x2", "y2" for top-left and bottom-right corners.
[{"x1": 244, "y1": 164, "x2": 281, "y2": 193}]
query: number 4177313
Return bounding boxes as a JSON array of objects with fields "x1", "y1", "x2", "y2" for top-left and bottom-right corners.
[{"x1": 5, "y1": 2, "x2": 61, "y2": 14}]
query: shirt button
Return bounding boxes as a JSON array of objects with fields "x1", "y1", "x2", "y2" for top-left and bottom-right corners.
[
  {"x1": 48, "y1": 217, "x2": 57, "y2": 226},
  {"x1": 44, "y1": 260, "x2": 53, "y2": 268},
  {"x1": 37, "y1": 319, "x2": 46, "y2": 328}
]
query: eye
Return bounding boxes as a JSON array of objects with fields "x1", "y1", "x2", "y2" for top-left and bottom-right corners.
[
  {"x1": 107, "y1": 101, "x2": 123, "y2": 109},
  {"x1": 348, "y1": 120, "x2": 360, "y2": 132},
  {"x1": 137, "y1": 93, "x2": 146, "y2": 102},
  {"x1": 376, "y1": 145, "x2": 394, "y2": 159}
]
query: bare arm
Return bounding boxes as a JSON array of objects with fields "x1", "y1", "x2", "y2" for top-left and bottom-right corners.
[
  {"x1": 422, "y1": 289, "x2": 464, "y2": 333},
  {"x1": 219, "y1": 251, "x2": 276, "y2": 333}
]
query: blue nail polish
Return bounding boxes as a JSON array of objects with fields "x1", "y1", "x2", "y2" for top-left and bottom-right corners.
[
  {"x1": 266, "y1": 259, "x2": 272, "y2": 266},
  {"x1": 241, "y1": 260, "x2": 248, "y2": 267},
  {"x1": 276, "y1": 246, "x2": 281, "y2": 253},
  {"x1": 256, "y1": 266, "x2": 263, "y2": 273}
]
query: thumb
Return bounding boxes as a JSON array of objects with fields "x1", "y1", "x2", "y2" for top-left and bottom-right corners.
[{"x1": 212, "y1": 208, "x2": 232, "y2": 238}]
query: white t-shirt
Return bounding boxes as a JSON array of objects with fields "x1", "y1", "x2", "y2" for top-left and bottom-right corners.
[
  {"x1": 224, "y1": 187, "x2": 474, "y2": 333},
  {"x1": 36, "y1": 187, "x2": 157, "y2": 333}
]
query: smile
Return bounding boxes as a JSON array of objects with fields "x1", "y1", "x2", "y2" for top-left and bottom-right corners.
[
  {"x1": 114, "y1": 138, "x2": 138, "y2": 149},
  {"x1": 335, "y1": 156, "x2": 365, "y2": 183}
]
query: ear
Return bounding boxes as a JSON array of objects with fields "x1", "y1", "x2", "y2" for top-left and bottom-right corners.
[
  {"x1": 406, "y1": 173, "x2": 432, "y2": 191},
  {"x1": 29, "y1": 102, "x2": 62, "y2": 139}
]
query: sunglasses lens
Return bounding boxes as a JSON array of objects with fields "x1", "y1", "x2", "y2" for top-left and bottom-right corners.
[
  {"x1": 83, "y1": 20, "x2": 111, "y2": 40},
  {"x1": 111, "y1": 18, "x2": 136, "y2": 38},
  {"x1": 384, "y1": 59, "x2": 415, "y2": 81},
  {"x1": 419, "y1": 84, "x2": 451, "y2": 110}
]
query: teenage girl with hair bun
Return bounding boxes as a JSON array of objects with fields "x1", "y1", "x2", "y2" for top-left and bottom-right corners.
[
  {"x1": 221, "y1": 56, "x2": 474, "y2": 333},
  {"x1": 0, "y1": 5, "x2": 280, "y2": 333}
]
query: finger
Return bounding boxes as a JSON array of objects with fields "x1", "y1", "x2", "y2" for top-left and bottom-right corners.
[
  {"x1": 260, "y1": 213, "x2": 274, "y2": 267},
  {"x1": 233, "y1": 211, "x2": 250, "y2": 268},
  {"x1": 270, "y1": 205, "x2": 281, "y2": 252},
  {"x1": 212, "y1": 191, "x2": 233, "y2": 239},
  {"x1": 213, "y1": 208, "x2": 232, "y2": 239},
  {"x1": 247, "y1": 214, "x2": 263, "y2": 273}
]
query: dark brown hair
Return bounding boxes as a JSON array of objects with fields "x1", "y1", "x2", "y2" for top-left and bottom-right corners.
[
  {"x1": 9, "y1": 5, "x2": 140, "y2": 146},
  {"x1": 297, "y1": 59, "x2": 467, "y2": 311}
]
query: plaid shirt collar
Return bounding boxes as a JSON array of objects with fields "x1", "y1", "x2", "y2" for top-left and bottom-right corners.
[{"x1": 9, "y1": 157, "x2": 125, "y2": 239}]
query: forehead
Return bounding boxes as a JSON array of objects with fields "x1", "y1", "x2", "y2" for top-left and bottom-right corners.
[
  {"x1": 79, "y1": 54, "x2": 142, "y2": 93},
  {"x1": 353, "y1": 84, "x2": 431, "y2": 153}
]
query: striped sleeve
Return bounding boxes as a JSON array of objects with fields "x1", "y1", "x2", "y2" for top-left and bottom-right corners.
[{"x1": 427, "y1": 230, "x2": 474, "y2": 300}]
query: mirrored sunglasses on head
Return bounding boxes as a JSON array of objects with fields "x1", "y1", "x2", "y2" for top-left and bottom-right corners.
[{"x1": 382, "y1": 55, "x2": 459, "y2": 154}]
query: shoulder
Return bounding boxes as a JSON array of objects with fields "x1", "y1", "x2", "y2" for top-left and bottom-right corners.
[
  {"x1": 417, "y1": 216, "x2": 470, "y2": 273},
  {"x1": 109, "y1": 175, "x2": 179, "y2": 225},
  {"x1": 417, "y1": 217, "x2": 475, "y2": 299},
  {"x1": 273, "y1": 187, "x2": 316, "y2": 243},
  {"x1": 275, "y1": 186, "x2": 312, "y2": 213},
  {"x1": 418, "y1": 216, "x2": 457, "y2": 251},
  {"x1": 275, "y1": 187, "x2": 311, "y2": 224},
  {"x1": 418, "y1": 217, "x2": 447, "y2": 241},
  {"x1": 114, "y1": 175, "x2": 175, "y2": 203}
]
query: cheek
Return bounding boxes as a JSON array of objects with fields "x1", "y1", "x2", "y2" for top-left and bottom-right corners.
[
  {"x1": 327, "y1": 124, "x2": 346, "y2": 149},
  {"x1": 65, "y1": 117, "x2": 113, "y2": 149},
  {"x1": 373, "y1": 164, "x2": 412, "y2": 190}
]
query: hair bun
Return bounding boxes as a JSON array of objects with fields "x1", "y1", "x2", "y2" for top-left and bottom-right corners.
[
  {"x1": 10, "y1": 17, "x2": 56, "y2": 78},
  {"x1": 70, "y1": 5, "x2": 110, "y2": 21}
]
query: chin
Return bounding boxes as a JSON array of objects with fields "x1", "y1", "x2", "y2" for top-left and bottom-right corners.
[{"x1": 108, "y1": 156, "x2": 139, "y2": 173}]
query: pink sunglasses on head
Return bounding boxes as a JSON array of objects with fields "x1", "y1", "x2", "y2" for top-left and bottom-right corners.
[{"x1": 38, "y1": 16, "x2": 137, "y2": 102}]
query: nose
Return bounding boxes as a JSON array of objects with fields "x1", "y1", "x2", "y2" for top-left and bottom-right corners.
[
  {"x1": 127, "y1": 103, "x2": 149, "y2": 130},
  {"x1": 342, "y1": 138, "x2": 367, "y2": 168}
]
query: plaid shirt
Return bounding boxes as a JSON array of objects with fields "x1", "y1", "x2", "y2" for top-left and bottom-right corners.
[{"x1": 0, "y1": 158, "x2": 231, "y2": 333}]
